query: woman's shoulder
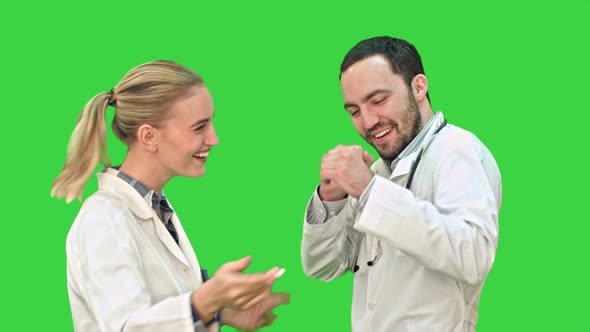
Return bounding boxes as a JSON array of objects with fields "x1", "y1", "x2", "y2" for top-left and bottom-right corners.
[
  {"x1": 66, "y1": 190, "x2": 141, "y2": 258},
  {"x1": 85, "y1": 189, "x2": 129, "y2": 214},
  {"x1": 70, "y1": 190, "x2": 134, "y2": 234}
]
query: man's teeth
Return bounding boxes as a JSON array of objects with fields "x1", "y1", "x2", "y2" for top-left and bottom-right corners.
[
  {"x1": 374, "y1": 128, "x2": 392, "y2": 138},
  {"x1": 194, "y1": 152, "x2": 209, "y2": 158}
]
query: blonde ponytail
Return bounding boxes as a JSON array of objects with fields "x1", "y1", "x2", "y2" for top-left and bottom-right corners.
[{"x1": 51, "y1": 92, "x2": 112, "y2": 203}]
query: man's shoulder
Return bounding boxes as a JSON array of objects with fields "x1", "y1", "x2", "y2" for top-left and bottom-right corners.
[
  {"x1": 423, "y1": 123, "x2": 500, "y2": 169},
  {"x1": 430, "y1": 124, "x2": 487, "y2": 152},
  {"x1": 439, "y1": 123, "x2": 476, "y2": 141}
]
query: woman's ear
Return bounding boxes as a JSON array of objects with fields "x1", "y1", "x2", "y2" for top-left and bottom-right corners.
[
  {"x1": 136, "y1": 124, "x2": 158, "y2": 152},
  {"x1": 411, "y1": 74, "x2": 429, "y2": 102}
]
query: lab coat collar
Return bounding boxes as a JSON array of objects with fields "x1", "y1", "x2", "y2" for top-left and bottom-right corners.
[
  {"x1": 97, "y1": 169, "x2": 154, "y2": 219},
  {"x1": 97, "y1": 169, "x2": 190, "y2": 267},
  {"x1": 386, "y1": 112, "x2": 446, "y2": 181},
  {"x1": 367, "y1": 151, "x2": 420, "y2": 188}
]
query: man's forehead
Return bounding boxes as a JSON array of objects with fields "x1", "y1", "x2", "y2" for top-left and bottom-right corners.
[
  {"x1": 342, "y1": 59, "x2": 399, "y2": 92},
  {"x1": 343, "y1": 55, "x2": 392, "y2": 76}
]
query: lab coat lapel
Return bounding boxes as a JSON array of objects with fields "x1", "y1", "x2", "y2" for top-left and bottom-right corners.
[
  {"x1": 171, "y1": 214, "x2": 202, "y2": 281},
  {"x1": 97, "y1": 171, "x2": 153, "y2": 219},
  {"x1": 152, "y1": 212, "x2": 190, "y2": 267},
  {"x1": 390, "y1": 151, "x2": 420, "y2": 185}
]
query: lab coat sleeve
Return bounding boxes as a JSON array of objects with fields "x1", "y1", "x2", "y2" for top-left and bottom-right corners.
[
  {"x1": 301, "y1": 191, "x2": 362, "y2": 281},
  {"x1": 355, "y1": 139, "x2": 500, "y2": 285},
  {"x1": 68, "y1": 197, "x2": 213, "y2": 332}
]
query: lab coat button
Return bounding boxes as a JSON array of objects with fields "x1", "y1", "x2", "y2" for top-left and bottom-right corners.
[{"x1": 368, "y1": 302, "x2": 375, "y2": 310}]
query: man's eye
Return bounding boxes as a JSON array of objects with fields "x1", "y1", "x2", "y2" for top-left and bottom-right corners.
[
  {"x1": 194, "y1": 125, "x2": 206, "y2": 131},
  {"x1": 373, "y1": 97, "x2": 387, "y2": 105},
  {"x1": 350, "y1": 111, "x2": 360, "y2": 117}
]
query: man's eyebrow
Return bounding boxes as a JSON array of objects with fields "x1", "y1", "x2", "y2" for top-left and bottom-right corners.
[{"x1": 344, "y1": 89, "x2": 392, "y2": 109}]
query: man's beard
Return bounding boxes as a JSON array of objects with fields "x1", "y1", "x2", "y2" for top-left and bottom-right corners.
[{"x1": 363, "y1": 92, "x2": 422, "y2": 163}]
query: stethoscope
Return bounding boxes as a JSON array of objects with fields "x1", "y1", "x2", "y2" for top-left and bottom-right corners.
[{"x1": 352, "y1": 119, "x2": 447, "y2": 273}]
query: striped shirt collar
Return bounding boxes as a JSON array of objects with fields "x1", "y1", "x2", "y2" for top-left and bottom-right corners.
[
  {"x1": 102, "y1": 167, "x2": 172, "y2": 221},
  {"x1": 389, "y1": 111, "x2": 446, "y2": 171}
]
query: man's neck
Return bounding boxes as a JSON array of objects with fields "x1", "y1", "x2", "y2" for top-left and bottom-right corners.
[{"x1": 419, "y1": 103, "x2": 434, "y2": 127}]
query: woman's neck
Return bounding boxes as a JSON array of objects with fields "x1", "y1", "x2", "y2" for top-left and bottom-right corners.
[{"x1": 119, "y1": 150, "x2": 170, "y2": 193}]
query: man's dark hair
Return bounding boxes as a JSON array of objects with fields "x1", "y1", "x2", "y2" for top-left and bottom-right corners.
[{"x1": 340, "y1": 36, "x2": 430, "y2": 101}]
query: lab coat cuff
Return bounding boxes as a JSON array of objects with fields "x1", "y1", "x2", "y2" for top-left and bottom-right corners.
[
  {"x1": 305, "y1": 187, "x2": 347, "y2": 224},
  {"x1": 357, "y1": 175, "x2": 377, "y2": 210},
  {"x1": 191, "y1": 298, "x2": 221, "y2": 332},
  {"x1": 304, "y1": 206, "x2": 350, "y2": 240}
]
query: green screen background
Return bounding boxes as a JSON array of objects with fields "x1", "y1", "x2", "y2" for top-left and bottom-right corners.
[{"x1": 1, "y1": 1, "x2": 588, "y2": 331}]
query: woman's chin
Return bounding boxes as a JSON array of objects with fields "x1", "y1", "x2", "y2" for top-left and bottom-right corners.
[{"x1": 186, "y1": 167, "x2": 206, "y2": 178}]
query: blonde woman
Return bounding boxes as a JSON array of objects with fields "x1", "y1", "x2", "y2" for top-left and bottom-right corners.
[{"x1": 52, "y1": 60, "x2": 289, "y2": 332}]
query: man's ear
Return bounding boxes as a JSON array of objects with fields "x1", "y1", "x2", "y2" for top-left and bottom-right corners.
[
  {"x1": 411, "y1": 74, "x2": 429, "y2": 102},
  {"x1": 136, "y1": 124, "x2": 158, "y2": 152}
]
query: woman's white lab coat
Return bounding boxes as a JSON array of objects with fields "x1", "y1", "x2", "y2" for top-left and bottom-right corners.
[{"x1": 66, "y1": 169, "x2": 217, "y2": 332}]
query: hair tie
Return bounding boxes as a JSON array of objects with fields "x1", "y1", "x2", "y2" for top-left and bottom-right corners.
[{"x1": 106, "y1": 88, "x2": 115, "y2": 106}]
